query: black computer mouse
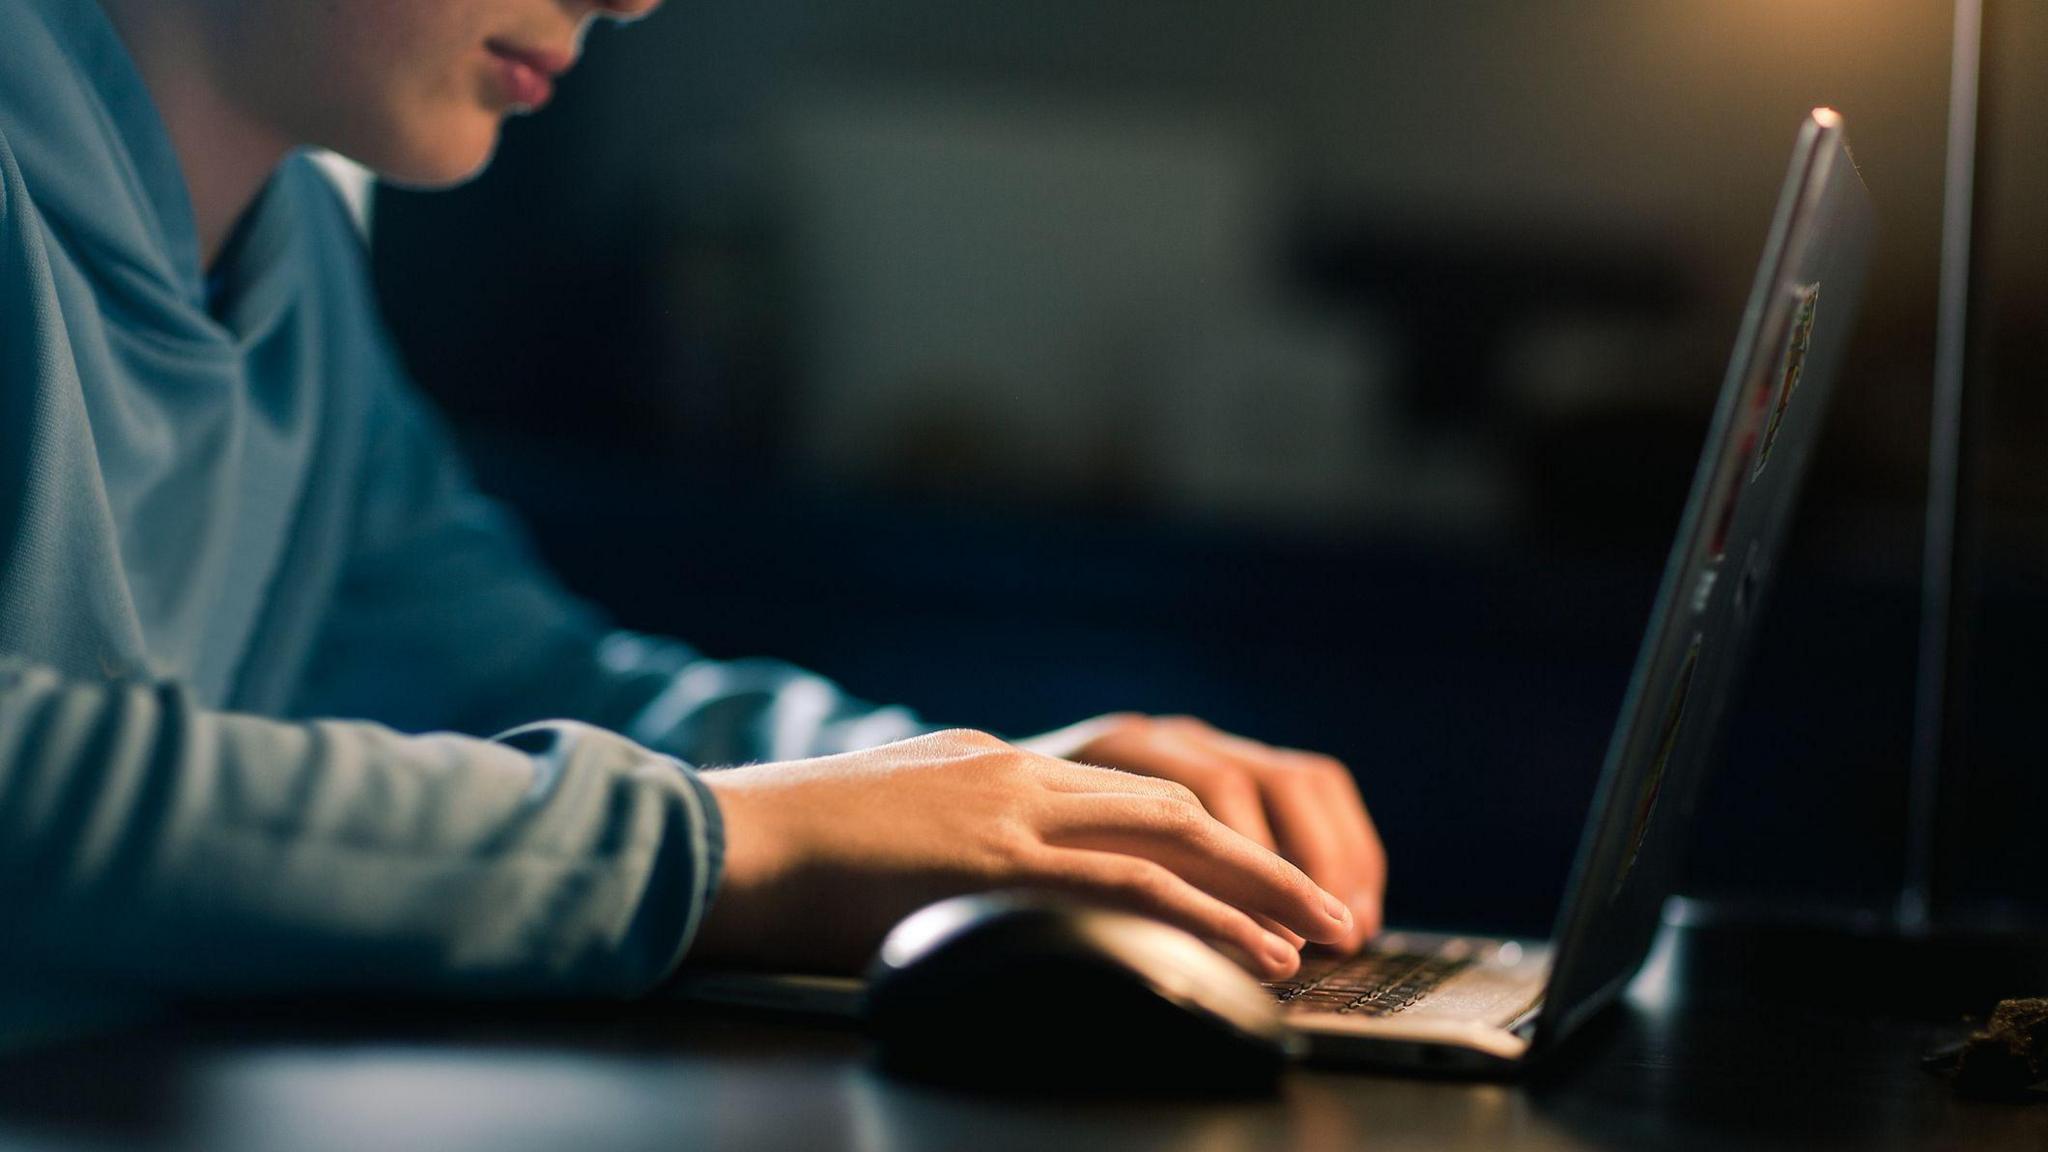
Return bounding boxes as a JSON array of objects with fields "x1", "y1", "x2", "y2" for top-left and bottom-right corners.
[{"x1": 865, "y1": 892, "x2": 1296, "y2": 1094}]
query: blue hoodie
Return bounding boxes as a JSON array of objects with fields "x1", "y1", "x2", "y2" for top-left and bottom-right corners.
[{"x1": 0, "y1": 0, "x2": 924, "y2": 995}]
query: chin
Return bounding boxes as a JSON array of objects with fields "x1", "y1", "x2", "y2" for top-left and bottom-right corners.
[{"x1": 356, "y1": 118, "x2": 504, "y2": 190}]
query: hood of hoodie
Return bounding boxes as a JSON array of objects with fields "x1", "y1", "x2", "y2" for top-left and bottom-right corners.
[{"x1": 0, "y1": 0, "x2": 371, "y2": 703}]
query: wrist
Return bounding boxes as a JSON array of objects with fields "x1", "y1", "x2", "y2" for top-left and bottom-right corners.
[{"x1": 692, "y1": 771, "x2": 779, "y2": 966}]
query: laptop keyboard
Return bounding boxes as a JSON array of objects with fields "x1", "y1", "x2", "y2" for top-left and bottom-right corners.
[{"x1": 1264, "y1": 949, "x2": 1473, "y2": 1017}]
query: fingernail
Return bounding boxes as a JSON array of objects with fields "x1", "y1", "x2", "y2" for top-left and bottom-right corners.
[
  {"x1": 1322, "y1": 891, "x2": 1353, "y2": 926},
  {"x1": 1263, "y1": 933, "x2": 1300, "y2": 975}
]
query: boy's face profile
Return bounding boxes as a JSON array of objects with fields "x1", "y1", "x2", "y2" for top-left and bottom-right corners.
[{"x1": 208, "y1": 0, "x2": 663, "y2": 187}]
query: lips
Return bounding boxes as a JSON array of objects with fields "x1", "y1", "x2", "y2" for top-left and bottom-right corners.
[{"x1": 485, "y1": 39, "x2": 575, "y2": 111}]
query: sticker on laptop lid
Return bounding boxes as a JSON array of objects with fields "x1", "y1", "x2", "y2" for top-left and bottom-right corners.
[
  {"x1": 1610, "y1": 630, "x2": 1703, "y2": 903},
  {"x1": 1753, "y1": 282, "x2": 1820, "y2": 479}
]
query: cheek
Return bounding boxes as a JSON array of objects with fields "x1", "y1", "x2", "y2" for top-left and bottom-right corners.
[
  {"x1": 329, "y1": 9, "x2": 507, "y2": 184},
  {"x1": 348, "y1": 6, "x2": 482, "y2": 111}
]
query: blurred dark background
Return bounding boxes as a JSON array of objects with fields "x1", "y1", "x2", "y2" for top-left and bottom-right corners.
[{"x1": 369, "y1": 0, "x2": 2048, "y2": 937}]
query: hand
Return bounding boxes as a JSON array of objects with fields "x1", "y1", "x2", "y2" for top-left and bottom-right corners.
[
  {"x1": 692, "y1": 730, "x2": 1355, "y2": 979},
  {"x1": 1024, "y1": 715, "x2": 1385, "y2": 951}
]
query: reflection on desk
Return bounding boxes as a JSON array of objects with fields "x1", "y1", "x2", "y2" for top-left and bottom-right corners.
[{"x1": 3, "y1": 921, "x2": 2047, "y2": 1152}]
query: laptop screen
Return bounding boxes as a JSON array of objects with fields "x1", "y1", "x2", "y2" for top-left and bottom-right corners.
[{"x1": 1535, "y1": 110, "x2": 1876, "y2": 1049}]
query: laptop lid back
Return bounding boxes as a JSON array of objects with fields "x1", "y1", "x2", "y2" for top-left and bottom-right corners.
[{"x1": 1533, "y1": 110, "x2": 1875, "y2": 1051}]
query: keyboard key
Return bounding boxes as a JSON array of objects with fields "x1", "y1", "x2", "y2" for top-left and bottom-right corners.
[{"x1": 1270, "y1": 949, "x2": 1471, "y2": 1018}]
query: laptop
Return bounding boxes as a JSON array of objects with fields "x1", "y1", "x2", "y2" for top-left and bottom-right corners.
[{"x1": 680, "y1": 108, "x2": 1875, "y2": 1074}]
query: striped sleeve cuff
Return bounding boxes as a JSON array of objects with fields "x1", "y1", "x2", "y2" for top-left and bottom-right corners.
[{"x1": 622, "y1": 758, "x2": 727, "y2": 994}]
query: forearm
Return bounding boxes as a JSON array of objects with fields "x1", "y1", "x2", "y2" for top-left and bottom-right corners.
[
  {"x1": 0, "y1": 659, "x2": 722, "y2": 998},
  {"x1": 562, "y1": 631, "x2": 937, "y2": 767},
  {"x1": 288, "y1": 383, "x2": 935, "y2": 767}
]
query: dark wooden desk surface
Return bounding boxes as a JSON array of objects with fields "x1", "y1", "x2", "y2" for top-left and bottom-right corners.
[{"x1": 3, "y1": 921, "x2": 2046, "y2": 1152}]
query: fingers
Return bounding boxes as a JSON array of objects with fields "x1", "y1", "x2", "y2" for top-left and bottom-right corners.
[
  {"x1": 1254, "y1": 770, "x2": 1364, "y2": 948},
  {"x1": 1187, "y1": 727, "x2": 1384, "y2": 949},
  {"x1": 1255, "y1": 914, "x2": 1306, "y2": 950},
  {"x1": 1027, "y1": 847, "x2": 1303, "y2": 980},
  {"x1": 1029, "y1": 722, "x2": 1385, "y2": 952},
  {"x1": 1077, "y1": 722, "x2": 1280, "y2": 852},
  {"x1": 1294, "y1": 749, "x2": 1387, "y2": 939},
  {"x1": 1039, "y1": 792, "x2": 1353, "y2": 946}
]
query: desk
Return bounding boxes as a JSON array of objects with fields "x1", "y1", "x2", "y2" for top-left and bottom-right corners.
[{"x1": 2, "y1": 920, "x2": 2045, "y2": 1152}]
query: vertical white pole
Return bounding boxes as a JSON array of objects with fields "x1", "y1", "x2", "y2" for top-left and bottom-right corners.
[{"x1": 1900, "y1": 0, "x2": 1983, "y2": 932}]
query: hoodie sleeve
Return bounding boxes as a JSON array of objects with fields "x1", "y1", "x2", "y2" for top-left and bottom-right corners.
[
  {"x1": 288, "y1": 356, "x2": 935, "y2": 767},
  {"x1": 2, "y1": 130, "x2": 728, "y2": 999},
  {"x1": 0, "y1": 658, "x2": 722, "y2": 997}
]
